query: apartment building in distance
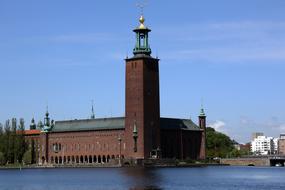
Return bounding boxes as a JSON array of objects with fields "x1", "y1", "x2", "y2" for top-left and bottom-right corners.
[{"x1": 251, "y1": 135, "x2": 278, "y2": 155}]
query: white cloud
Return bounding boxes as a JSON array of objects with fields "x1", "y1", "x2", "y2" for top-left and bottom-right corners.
[{"x1": 208, "y1": 120, "x2": 226, "y2": 132}]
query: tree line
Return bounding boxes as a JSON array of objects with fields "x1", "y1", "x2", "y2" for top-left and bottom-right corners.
[
  {"x1": 206, "y1": 127, "x2": 250, "y2": 159},
  {"x1": 0, "y1": 118, "x2": 29, "y2": 165}
]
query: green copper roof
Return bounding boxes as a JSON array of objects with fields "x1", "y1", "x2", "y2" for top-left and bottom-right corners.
[
  {"x1": 160, "y1": 118, "x2": 201, "y2": 131},
  {"x1": 51, "y1": 117, "x2": 201, "y2": 133},
  {"x1": 199, "y1": 108, "x2": 206, "y2": 117},
  {"x1": 52, "y1": 117, "x2": 125, "y2": 132}
]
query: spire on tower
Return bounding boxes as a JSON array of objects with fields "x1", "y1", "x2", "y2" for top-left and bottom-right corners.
[
  {"x1": 199, "y1": 98, "x2": 206, "y2": 117},
  {"x1": 43, "y1": 105, "x2": 52, "y2": 132},
  {"x1": 199, "y1": 104, "x2": 206, "y2": 117},
  {"x1": 46, "y1": 105, "x2": 49, "y2": 117},
  {"x1": 200, "y1": 108, "x2": 206, "y2": 117},
  {"x1": 30, "y1": 117, "x2": 36, "y2": 130},
  {"x1": 91, "y1": 100, "x2": 95, "y2": 119}
]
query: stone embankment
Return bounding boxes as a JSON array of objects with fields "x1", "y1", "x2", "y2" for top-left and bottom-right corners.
[
  {"x1": 220, "y1": 158, "x2": 270, "y2": 166},
  {"x1": 0, "y1": 159, "x2": 228, "y2": 169}
]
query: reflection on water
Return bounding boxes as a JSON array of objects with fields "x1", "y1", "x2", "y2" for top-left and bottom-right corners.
[
  {"x1": 0, "y1": 166, "x2": 285, "y2": 190},
  {"x1": 121, "y1": 168, "x2": 162, "y2": 190}
]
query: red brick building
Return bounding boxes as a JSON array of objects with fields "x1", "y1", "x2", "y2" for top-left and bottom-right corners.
[
  {"x1": 278, "y1": 134, "x2": 285, "y2": 155},
  {"x1": 26, "y1": 15, "x2": 206, "y2": 165}
]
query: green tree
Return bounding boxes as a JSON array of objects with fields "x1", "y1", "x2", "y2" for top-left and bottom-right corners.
[
  {"x1": 229, "y1": 147, "x2": 250, "y2": 158},
  {"x1": 0, "y1": 118, "x2": 30, "y2": 165},
  {"x1": 0, "y1": 152, "x2": 5, "y2": 165},
  {"x1": 0, "y1": 123, "x2": 4, "y2": 156},
  {"x1": 14, "y1": 118, "x2": 27, "y2": 163},
  {"x1": 3, "y1": 120, "x2": 12, "y2": 164},
  {"x1": 206, "y1": 127, "x2": 235, "y2": 158},
  {"x1": 22, "y1": 150, "x2": 32, "y2": 165}
]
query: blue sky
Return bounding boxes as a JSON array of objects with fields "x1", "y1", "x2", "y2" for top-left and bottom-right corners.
[{"x1": 0, "y1": 0, "x2": 285, "y2": 143}]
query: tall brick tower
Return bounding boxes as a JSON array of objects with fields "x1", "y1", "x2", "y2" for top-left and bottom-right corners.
[
  {"x1": 199, "y1": 108, "x2": 207, "y2": 159},
  {"x1": 125, "y1": 15, "x2": 160, "y2": 160}
]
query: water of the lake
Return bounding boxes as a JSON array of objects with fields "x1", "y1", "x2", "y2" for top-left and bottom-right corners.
[{"x1": 0, "y1": 166, "x2": 284, "y2": 190}]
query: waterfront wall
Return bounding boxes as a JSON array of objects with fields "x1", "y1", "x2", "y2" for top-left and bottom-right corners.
[{"x1": 221, "y1": 158, "x2": 270, "y2": 166}]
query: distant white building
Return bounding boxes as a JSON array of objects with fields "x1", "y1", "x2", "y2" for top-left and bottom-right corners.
[
  {"x1": 273, "y1": 138, "x2": 279, "y2": 154},
  {"x1": 251, "y1": 132, "x2": 264, "y2": 141},
  {"x1": 251, "y1": 136, "x2": 279, "y2": 155}
]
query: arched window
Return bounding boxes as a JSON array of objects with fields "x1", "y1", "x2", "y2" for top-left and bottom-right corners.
[
  {"x1": 102, "y1": 155, "x2": 106, "y2": 163},
  {"x1": 72, "y1": 156, "x2": 75, "y2": 163},
  {"x1": 107, "y1": 155, "x2": 110, "y2": 162},
  {"x1": 42, "y1": 156, "x2": 45, "y2": 164}
]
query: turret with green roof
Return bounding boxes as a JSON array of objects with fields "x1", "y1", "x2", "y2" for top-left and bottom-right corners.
[{"x1": 133, "y1": 15, "x2": 152, "y2": 56}]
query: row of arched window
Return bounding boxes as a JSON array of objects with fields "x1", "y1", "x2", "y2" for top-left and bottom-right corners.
[
  {"x1": 50, "y1": 154, "x2": 125, "y2": 164},
  {"x1": 51, "y1": 142, "x2": 125, "y2": 153}
]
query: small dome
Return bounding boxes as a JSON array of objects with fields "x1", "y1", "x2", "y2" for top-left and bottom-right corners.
[{"x1": 139, "y1": 15, "x2": 145, "y2": 24}]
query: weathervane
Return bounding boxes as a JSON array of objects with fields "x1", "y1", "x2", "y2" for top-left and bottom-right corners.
[{"x1": 136, "y1": 0, "x2": 148, "y2": 15}]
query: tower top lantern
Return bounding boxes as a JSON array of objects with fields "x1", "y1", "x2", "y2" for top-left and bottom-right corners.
[{"x1": 133, "y1": 15, "x2": 152, "y2": 56}]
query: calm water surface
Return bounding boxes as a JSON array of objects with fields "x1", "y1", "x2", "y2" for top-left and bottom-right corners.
[{"x1": 0, "y1": 166, "x2": 284, "y2": 190}]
